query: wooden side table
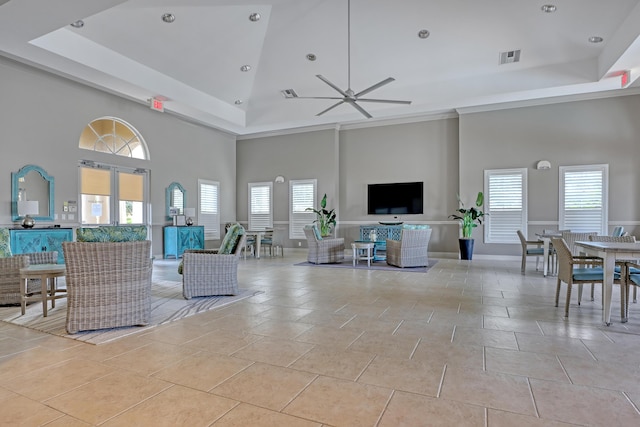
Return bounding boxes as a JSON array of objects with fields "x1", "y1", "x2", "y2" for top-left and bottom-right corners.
[
  {"x1": 352, "y1": 242, "x2": 375, "y2": 268},
  {"x1": 20, "y1": 264, "x2": 66, "y2": 317}
]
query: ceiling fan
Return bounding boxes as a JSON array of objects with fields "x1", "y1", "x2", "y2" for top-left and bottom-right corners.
[{"x1": 292, "y1": 0, "x2": 411, "y2": 119}]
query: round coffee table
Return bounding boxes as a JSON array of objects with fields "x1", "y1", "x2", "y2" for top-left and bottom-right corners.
[{"x1": 351, "y1": 242, "x2": 375, "y2": 267}]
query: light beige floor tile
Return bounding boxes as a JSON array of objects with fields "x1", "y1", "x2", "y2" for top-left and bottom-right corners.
[
  {"x1": 558, "y1": 354, "x2": 640, "y2": 392},
  {"x1": 231, "y1": 336, "x2": 315, "y2": 366},
  {"x1": 485, "y1": 347, "x2": 569, "y2": 382},
  {"x1": 453, "y1": 327, "x2": 519, "y2": 350},
  {"x1": 531, "y1": 377, "x2": 640, "y2": 425},
  {"x1": 255, "y1": 306, "x2": 315, "y2": 321},
  {"x1": 289, "y1": 345, "x2": 375, "y2": 380},
  {"x1": 0, "y1": 394, "x2": 65, "y2": 426},
  {"x1": 294, "y1": 324, "x2": 364, "y2": 348},
  {"x1": 0, "y1": 346, "x2": 74, "y2": 383},
  {"x1": 283, "y1": 376, "x2": 392, "y2": 427},
  {"x1": 341, "y1": 315, "x2": 402, "y2": 333},
  {"x1": 358, "y1": 354, "x2": 445, "y2": 396},
  {"x1": 347, "y1": 331, "x2": 420, "y2": 359},
  {"x1": 515, "y1": 332, "x2": 596, "y2": 359},
  {"x1": 379, "y1": 391, "x2": 485, "y2": 427},
  {"x1": 483, "y1": 316, "x2": 544, "y2": 335},
  {"x1": 0, "y1": 336, "x2": 39, "y2": 357},
  {"x1": 212, "y1": 362, "x2": 316, "y2": 411},
  {"x1": 440, "y1": 367, "x2": 537, "y2": 416},
  {"x1": 215, "y1": 402, "x2": 321, "y2": 427},
  {"x1": 138, "y1": 321, "x2": 216, "y2": 345},
  {"x1": 412, "y1": 342, "x2": 484, "y2": 369},
  {"x1": 487, "y1": 408, "x2": 577, "y2": 426},
  {"x1": 103, "y1": 384, "x2": 238, "y2": 426},
  {"x1": 201, "y1": 313, "x2": 270, "y2": 333},
  {"x1": 152, "y1": 351, "x2": 253, "y2": 391},
  {"x1": 45, "y1": 371, "x2": 171, "y2": 425},
  {"x1": 6, "y1": 358, "x2": 116, "y2": 401},
  {"x1": 103, "y1": 341, "x2": 200, "y2": 375},
  {"x1": 428, "y1": 312, "x2": 484, "y2": 328},
  {"x1": 184, "y1": 328, "x2": 263, "y2": 355},
  {"x1": 45, "y1": 415, "x2": 93, "y2": 426},
  {"x1": 246, "y1": 318, "x2": 315, "y2": 339}
]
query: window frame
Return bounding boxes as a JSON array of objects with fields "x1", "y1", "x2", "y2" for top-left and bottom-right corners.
[
  {"x1": 198, "y1": 179, "x2": 220, "y2": 240},
  {"x1": 248, "y1": 182, "x2": 273, "y2": 231},
  {"x1": 483, "y1": 168, "x2": 527, "y2": 243},
  {"x1": 289, "y1": 179, "x2": 317, "y2": 239},
  {"x1": 559, "y1": 164, "x2": 608, "y2": 235}
]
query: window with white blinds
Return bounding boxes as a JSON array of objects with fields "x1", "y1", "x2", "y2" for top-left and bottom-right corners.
[
  {"x1": 484, "y1": 168, "x2": 527, "y2": 243},
  {"x1": 248, "y1": 182, "x2": 273, "y2": 230},
  {"x1": 559, "y1": 164, "x2": 608, "y2": 234},
  {"x1": 198, "y1": 179, "x2": 220, "y2": 240},
  {"x1": 289, "y1": 179, "x2": 317, "y2": 239}
]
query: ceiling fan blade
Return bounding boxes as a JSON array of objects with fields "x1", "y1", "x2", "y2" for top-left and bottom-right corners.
[
  {"x1": 316, "y1": 75, "x2": 349, "y2": 97},
  {"x1": 356, "y1": 98, "x2": 412, "y2": 105},
  {"x1": 316, "y1": 101, "x2": 345, "y2": 116},
  {"x1": 354, "y1": 77, "x2": 395, "y2": 98},
  {"x1": 294, "y1": 96, "x2": 344, "y2": 100},
  {"x1": 346, "y1": 100, "x2": 372, "y2": 119}
]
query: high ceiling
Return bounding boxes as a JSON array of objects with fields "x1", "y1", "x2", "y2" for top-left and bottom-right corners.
[{"x1": 3, "y1": 0, "x2": 640, "y2": 136}]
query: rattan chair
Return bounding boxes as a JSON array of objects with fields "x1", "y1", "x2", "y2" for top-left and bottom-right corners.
[
  {"x1": 63, "y1": 241, "x2": 152, "y2": 334},
  {"x1": 386, "y1": 228, "x2": 432, "y2": 268},
  {"x1": 0, "y1": 255, "x2": 31, "y2": 305},
  {"x1": 517, "y1": 230, "x2": 546, "y2": 274},
  {"x1": 304, "y1": 225, "x2": 344, "y2": 264},
  {"x1": 181, "y1": 233, "x2": 246, "y2": 298},
  {"x1": 552, "y1": 237, "x2": 624, "y2": 319}
]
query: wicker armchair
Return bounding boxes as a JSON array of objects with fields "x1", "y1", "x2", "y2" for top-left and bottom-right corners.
[
  {"x1": 0, "y1": 255, "x2": 31, "y2": 305},
  {"x1": 304, "y1": 225, "x2": 344, "y2": 264},
  {"x1": 182, "y1": 233, "x2": 246, "y2": 298},
  {"x1": 62, "y1": 241, "x2": 152, "y2": 334},
  {"x1": 386, "y1": 228, "x2": 432, "y2": 268}
]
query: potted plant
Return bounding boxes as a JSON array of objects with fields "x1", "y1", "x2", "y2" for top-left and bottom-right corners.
[
  {"x1": 306, "y1": 193, "x2": 336, "y2": 237},
  {"x1": 449, "y1": 191, "x2": 485, "y2": 260}
]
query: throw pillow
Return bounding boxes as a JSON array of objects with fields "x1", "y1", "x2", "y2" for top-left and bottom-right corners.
[
  {"x1": 0, "y1": 228, "x2": 11, "y2": 257},
  {"x1": 220, "y1": 223, "x2": 244, "y2": 254}
]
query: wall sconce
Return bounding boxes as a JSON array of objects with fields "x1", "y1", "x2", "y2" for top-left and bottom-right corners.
[
  {"x1": 536, "y1": 160, "x2": 551, "y2": 170},
  {"x1": 274, "y1": 175, "x2": 285, "y2": 183}
]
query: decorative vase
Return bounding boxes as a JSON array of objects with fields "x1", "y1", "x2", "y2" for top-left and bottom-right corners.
[
  {"x1": 369, "y1": 229, "x2": 377, "y2": 242},
  {"x1": 459, "y1": 238, "x2": 474, "y2": 260}
]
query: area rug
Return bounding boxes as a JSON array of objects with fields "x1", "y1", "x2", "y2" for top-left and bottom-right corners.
[
  {"x1": 295, "y1": 259, "x2": 436, "y2": 273},
  {"x1": 2, "y1": 279, "x2": 262, "y2": 345}
]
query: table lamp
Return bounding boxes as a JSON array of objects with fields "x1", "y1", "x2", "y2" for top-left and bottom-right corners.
[
  {"x1": 18, "y1": 200, "x2": 39, "y2": 228},
  {"x1": 184, "y1": 208, "x2": 196, "y2": 226}
]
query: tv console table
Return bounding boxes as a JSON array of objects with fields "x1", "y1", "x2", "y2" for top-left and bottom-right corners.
[{"x1": 359, "y1": 224, "x2": 403, "y2": 261}]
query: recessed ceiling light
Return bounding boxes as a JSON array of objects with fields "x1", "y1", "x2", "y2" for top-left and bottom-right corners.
[
  {"x1": 162, "y1": 13, "x2": 175, "y2": 23},
  {"x1": 240, "y1": 65, "x2": 251, "y2": 72},
  {"x1": 589, "y1": 36, "x2": 604, "y2": 43},
  {"x1": 234, "y1": 99, "x2": 243, "y2": 105},
  {"x1": 418, "y1": 29, "x2": 430, "y2": 39},
  {"x1": 541, "y1": 4, "x2": 557, "y2": 13},
  {"x1": 70, "y1": 20, "x2": 84, "y2": 28},
  {"x1": 249, "y1": 13, "x2": 261, "y2": 22},
  {"x1": 306, "y1": 53, "x2": 317, "y2": 61}
]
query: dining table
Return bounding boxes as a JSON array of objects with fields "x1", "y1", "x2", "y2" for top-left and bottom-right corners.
[
  {"x1": 535, "y1": 231, "x2": 562, "y2": 277},
  {"x1": 245, "y1": 230, "x2": 266, "y2": 258},
  {"x1": 575, "y1": 241, "x2": 640, "y2": 325}
]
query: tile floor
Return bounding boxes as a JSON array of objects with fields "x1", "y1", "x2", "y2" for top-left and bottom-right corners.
[{"x1": 2, "y1": 250, "x2": 640, "y2": 426}]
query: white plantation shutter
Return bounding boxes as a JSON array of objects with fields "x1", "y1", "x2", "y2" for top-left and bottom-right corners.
[
  {"x1": 248, "y1": 182, "x2": 273, "y2": 230},
  {"x1": 290, "y1": 179, "x2": 317, "y2": 239},
  {"x1": 484, "y1": 168, "x2": 527, "y2": 243},
  {"x1": 198, "y1": 180, "x2": 220, "y2": 240},
  {"x1": 559, "y1": 165, "x2": 608, "y2": 234}
]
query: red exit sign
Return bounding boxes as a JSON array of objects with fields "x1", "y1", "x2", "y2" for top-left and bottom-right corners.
[{"x1": 150, "y1": 97, "x2": 164, "y2": 112}]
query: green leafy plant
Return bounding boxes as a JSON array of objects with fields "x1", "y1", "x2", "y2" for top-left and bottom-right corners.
[
  {"x1": 306, "y1": 193, "x2": 336, "y2": 237},
  {"x1": 449, "y1": 191, "x2": 486, "y2": 238}
]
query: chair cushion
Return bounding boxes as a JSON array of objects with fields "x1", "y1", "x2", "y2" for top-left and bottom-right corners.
[
  {"x1": 572, "y1": 267, "x2": 620, "y2": 281},
  {"x1": 526, "y1": 248, "x2": 544, "y2": 255},
  {"x1": 630, "y1": 274, "x2": 640, "y2": 286},
  {"x1": 402, "y1": 224, "x2": 430, "y2": 230},
  {"x1": 76, "y1": 226, "x2": 147, "y2": 242},
  {"x1": 219, "y1": 223, "x2": 244, "y2": 254},
  {"x1": 0, "y1": 228, "x2": 11, "y2": 257}
]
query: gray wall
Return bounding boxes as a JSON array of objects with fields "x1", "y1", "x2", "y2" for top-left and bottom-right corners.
[{"x1": 0, "y1": 57, "x2": 236, "y2": 256}]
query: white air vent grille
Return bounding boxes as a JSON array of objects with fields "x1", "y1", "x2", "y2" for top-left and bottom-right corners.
[
  {"x1": 499, "y1": 50, "x2": 521, "y2": 65},
  {"x1": 281, "y1": 89, "x2": 298, "y2": 98}
]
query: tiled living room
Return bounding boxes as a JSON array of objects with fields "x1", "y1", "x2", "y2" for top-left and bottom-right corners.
[{"x1": 2, "y1": 252, "x2": 640, "y2": 426}]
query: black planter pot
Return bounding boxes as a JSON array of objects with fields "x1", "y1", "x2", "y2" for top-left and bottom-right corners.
[{"x1": 459, "y1": 238, "x2": 474, "y2": 260}]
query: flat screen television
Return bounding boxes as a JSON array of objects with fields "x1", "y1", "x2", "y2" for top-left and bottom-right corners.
[{"x1": 367, "y1": 181, "x2": 423, "y2": 215}]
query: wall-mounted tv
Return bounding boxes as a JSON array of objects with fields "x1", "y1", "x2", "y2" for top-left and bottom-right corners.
[{"x1": 367, "y1": 181, "x2": 424, "y2": 215}]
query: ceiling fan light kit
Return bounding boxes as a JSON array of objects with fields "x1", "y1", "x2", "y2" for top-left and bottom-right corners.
[{"x1": 293, "y1": 0, "x2": 411, "y2": 119}]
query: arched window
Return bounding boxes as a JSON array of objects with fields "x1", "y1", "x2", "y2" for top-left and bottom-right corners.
[{"x1": 79, "y1": 117, "x2": 149, "y2": 160}]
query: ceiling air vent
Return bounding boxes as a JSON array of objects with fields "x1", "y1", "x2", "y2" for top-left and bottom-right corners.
[
  {"x1": 499, "y1": 49, "x2": 521, "y2": 65},
  {"x1": 280, "y1": 89, "x2": 298, "y2": 99}
]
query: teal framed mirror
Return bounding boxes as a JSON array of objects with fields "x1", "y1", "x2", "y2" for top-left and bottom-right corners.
[
  {"x1": 12, "y1": 164, "x2": 55, "y2": 221},
  {"x1": 166, "y1": 182, "x2": 186, "y2": 220}
]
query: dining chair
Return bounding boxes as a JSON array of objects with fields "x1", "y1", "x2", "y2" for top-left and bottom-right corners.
[
  {"x1": 259, "y1": 228, "x2": 274, "y2": 257},
  {"x1": 516, "y1": 230, "x2": 545, "y2": 274},
  {"x1": 551, "y1": 237, "x2": 623, "y2": 319},
  {"x1": 583, "y1": 235, "x2": 637, "y2": 304},
  {"x1": 611, "y1": 226, "x2": 625, "y2": 237}
]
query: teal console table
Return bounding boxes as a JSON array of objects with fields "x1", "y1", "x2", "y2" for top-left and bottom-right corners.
[
  {"x1": 359, "y1": 224, "x2": 403, "y2": 261},
  {"x1": 10, "y1": 228, "x2": 73, "y2": 264},
  {"x1": 164, "y1": 226, "x2": 204, "y2": 259}
]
